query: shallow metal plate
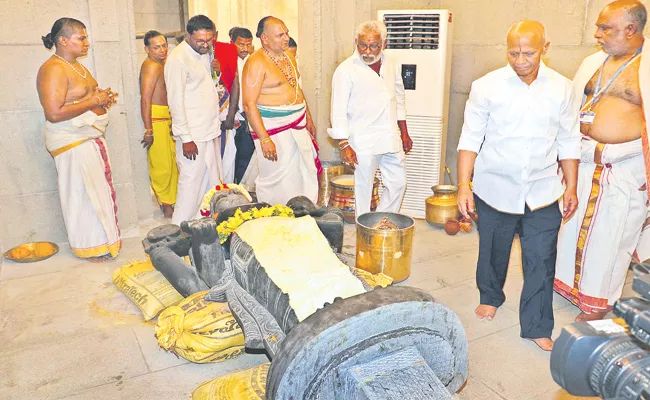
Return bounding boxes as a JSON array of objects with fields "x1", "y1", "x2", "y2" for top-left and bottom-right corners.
[{"x1": 3, "y1": 242, "x2": 60, "y2": 263}]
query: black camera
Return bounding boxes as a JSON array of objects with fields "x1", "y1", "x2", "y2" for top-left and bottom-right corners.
[{"x1": 551, "y1": 262, "x2": 650, "y2": 399}]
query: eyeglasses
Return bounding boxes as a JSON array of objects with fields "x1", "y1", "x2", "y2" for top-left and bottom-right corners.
[{"x1": 357, "y1": 42, "x2": 382, "y2": 51}]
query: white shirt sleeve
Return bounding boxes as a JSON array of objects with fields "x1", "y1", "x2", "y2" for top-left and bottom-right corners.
[
  {"x1": 164, "y1": 57, "x2": 192, "y2": 143},
  {"x1": 457, "y1": 80, "x2": 489, "y2": 154},
  {"x1": 395, "y1": 63, "x2": 406, "y2": 120},
  {"x1": 328, "y1": 68, "x2": 352, "y2": 140},
  {"x1": 556, "y1": 81, "x2": 581, "y2": 160}
]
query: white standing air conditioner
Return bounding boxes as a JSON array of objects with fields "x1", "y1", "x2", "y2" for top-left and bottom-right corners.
[{"x1": 377, "y1": 9, "x2": 453, "y2": 219}]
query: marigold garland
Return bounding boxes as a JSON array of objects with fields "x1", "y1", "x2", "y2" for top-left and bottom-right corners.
[
  {"x1": 199, "y1": 184, "x2": 253, "y2": 217},
  {"x1": 216, "y1": 204, "x2": 295, "y2": 243}
]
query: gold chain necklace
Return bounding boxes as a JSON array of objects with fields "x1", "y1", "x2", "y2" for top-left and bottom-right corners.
[
  {"x1": 263, "y1": 48, "x2": 297, "y2": 88},
  {"x1": 53, "y1": 53, "x2": 88, "y2": 79}
]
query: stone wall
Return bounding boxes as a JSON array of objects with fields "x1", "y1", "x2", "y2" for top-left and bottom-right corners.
[
  {"x1": 298, "y1": 0, "x2": 644, "y2": 180},
  {"x1": 0, "y1": 0, "x2": 150, "y2": 256}
]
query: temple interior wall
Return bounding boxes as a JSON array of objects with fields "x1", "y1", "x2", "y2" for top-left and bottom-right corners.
[{"x1": 0, "y1": 0, "x2": 636, "y2": 255}]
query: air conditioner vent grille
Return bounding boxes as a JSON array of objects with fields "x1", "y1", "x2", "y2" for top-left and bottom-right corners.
[{"x1": 383, "y1": 13, "x2": 440, "y2": 50}]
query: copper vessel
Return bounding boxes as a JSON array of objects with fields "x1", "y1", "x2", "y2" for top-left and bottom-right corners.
[
  {"x1": 317, "y1": 161, "x2": 347, "y2": 207},
  {"x1": 425, "y1": 185, "x2": 461, "y2": 227},
  {"x1": 329, "y1": 174, "x2": 379, "y2": 224},
  {"x1": 356, "y1": 212, "x2": 414, "y2": 283}
]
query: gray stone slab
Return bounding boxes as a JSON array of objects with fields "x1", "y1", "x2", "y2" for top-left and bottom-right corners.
[
  {"x1": 526, "y1": 0, "x2": 586, "y2": 46},
  {"x1": 450, "y1": 45, "x2": 507, "y2": 94},
  {"x1": 430, "y1": 280, "x2": 520, "y2": 342},
  {"x1": 453, "y1": 375, "x2": 505, "y2": 399},
  {"x1": 131, "y1": 324, "x2": 189, "y2": 372},
  {"x1": 0, "y1": 289, "x2": 144, "y2": 355},
  {"x1": 60, "y1": 353, "x2": 270, "y2": 400},
  {"x1": 0, "y1": 0, "x2": 89, "y2": 46},
  {"x1": 0, "y1": 110, "x2": 58, "y2": 197},
  {"x1": 0, "y1": 45, "x2": 52, "y2": 112},
  {"x1": 467, "y1": 306, "x2": 581, "y2": 400},
  {"x1": 0, "y1": 258, "x2": 115, "y2": 311},
  {"x1": 0, "y1": 191, "x2": 68, "y2": 249},
  {"x1": 0, "y1": 328, "x2": 148, "y2": 399},
  {"x1": 88, "y1": 0, "x2": 121, "y2": 42},
  {"x1": 442, "y1": 0, "x2": 526, "y2": 45}
]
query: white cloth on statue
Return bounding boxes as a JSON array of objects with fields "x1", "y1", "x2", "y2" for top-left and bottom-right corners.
[
  {"x1": 172, "y1": 137, "x2": 223, "y2": 225},
  {"x1": 253, "y1": 103, "x2": 319, "y2": 206},
  {"x1": 328, "y1": 50, "x2": 405, "y2": 156},
  {"x1": 457, "y1": 62, "x2": 581, "y2": 214},
  {"x1": 355, "y1": 152, "x2": 406, "y2": 217},
  {"x1": 44, "y1": 111, "x2": 121, "y2": 258}
]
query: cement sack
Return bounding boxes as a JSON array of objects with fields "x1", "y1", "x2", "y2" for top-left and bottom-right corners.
[
  {"x1": 192, "y1": 363, "x2": 270, "y2": 400},
  {"x1": 155, "y1": 290, "x2": 245, "y2": 363},
  {"x1": 112, "y1": 259, "x2": 184, "y2": 321}
]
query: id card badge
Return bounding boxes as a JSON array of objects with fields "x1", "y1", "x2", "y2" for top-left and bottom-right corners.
[{"x1": 580, "y1": 111, "x2": 595, "y2": 124}]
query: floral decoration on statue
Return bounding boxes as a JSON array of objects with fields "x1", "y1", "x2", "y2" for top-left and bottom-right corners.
[
  {"x1": 199, "y1": 183, "x2": 254, "y2": 217},
  {"x1": 216, "y1": 205, "x2": 295, "y2": 243}
]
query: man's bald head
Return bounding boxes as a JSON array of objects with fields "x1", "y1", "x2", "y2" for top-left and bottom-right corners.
[
  {"x1": 507, "y1": 20, "x2": 547, "y2": 47},
  {"x1": 603, "y1": 0, "x2": 647, "y2": 32},
  {"x1": 506, "y1": 21, "x2": 550, "y2": 84},
  {"x1": 257, "y1": 16, "x2": 290, "y2": 54},
  {"x1": 595, "y1": 0, "x2": 646, "y2": 56}
]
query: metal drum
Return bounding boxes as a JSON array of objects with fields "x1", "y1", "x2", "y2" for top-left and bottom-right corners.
[
  {"x1": 355, "y1": 212, "x2": 414, "y2": 283},
  {"x1": 317, "y1": 161, "x2": 347, "y2": 207},
  {"x1": 329, "y1": 174, "x2": 379, "y2": 224},
  {"x1": 425, "y1": 185, "x2": 462, "y2": 227}
]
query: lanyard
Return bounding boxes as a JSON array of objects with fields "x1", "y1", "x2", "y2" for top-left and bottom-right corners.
[{"x1": 585, "y1": 46, "x2": 642, "y2": 110}]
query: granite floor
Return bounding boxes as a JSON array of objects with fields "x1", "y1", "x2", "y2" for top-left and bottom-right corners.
[{"x1": 0, "y1": 216, "x2": 627, "y2": 399}]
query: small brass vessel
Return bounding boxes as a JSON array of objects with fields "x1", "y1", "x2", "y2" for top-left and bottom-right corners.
[{"x1": 425, "y1": 185, "x2": 462, "y2": 227}]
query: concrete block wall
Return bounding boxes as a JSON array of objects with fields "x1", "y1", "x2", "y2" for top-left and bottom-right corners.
[
  {"x1": 134, "y1": 0, "x2": 185, "y2": 72},
  {"x1": 0, "y1": 0, "x2": 151, "y2": 257},
  {"x1": 298, "y1": 0, "x2": 643, "y2": 180}
]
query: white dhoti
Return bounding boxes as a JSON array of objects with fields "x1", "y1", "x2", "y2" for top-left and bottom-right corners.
[
  {"x1": 554, "y1": 139, "x2": 648, "y2": 313},
  {"x1": 252, "y1": 103, "x2": 320, "y2": 206},
  {"x1": 44, "y1": 111, "x2": 121, "y2": 258},
  {"x1": 635, "y1": 214, "x2": 650, "y2": 263},
  {"x1": 172, "y1": 137, "x2": 223, "y2": 225},
  {"x1": 354, "y1": 151, "x2": 406, "y2": 217},
  {"x1": 221, "y1": 128, "x2": 236, "y2": 184}
]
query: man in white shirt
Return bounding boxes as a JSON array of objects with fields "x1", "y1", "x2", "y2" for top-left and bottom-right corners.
[
  {"x1": 165, "y1": 15, "x2": 222, "y2": 225},
  {"x1": 457, "y1": 21, "x2": 580, "y2": 351},
  {"x1": 229, "y1": 27, "x2": 256, "y2": 185},
  {"x1": 328, "y1": 20, "x2": 413, "y2": 218}
]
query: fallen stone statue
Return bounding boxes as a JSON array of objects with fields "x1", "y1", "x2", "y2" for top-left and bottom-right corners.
[{"x1": 143, "y1": 195, "x2": 469, "y2": 399}]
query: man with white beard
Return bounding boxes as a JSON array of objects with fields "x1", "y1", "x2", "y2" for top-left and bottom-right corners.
[{"x1": 328, "y1": 20, "x2": 413, "y2": 218}]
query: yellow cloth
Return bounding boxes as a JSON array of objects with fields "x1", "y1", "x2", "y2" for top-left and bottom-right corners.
[
  {"x1": 149, "y1": 105, "x2": 179, "y2": 205},
  {"x1": 155, "y1": 290, "x2": 245, "y2": 363},
  {"x1": 192, "y1": 363, "x2": 269, "y2": 400},
  {"x1": 235, "y1": 216, "x2": 366, "y2": 321}
]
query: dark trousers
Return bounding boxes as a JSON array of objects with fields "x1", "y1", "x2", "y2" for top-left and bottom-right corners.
[
  {"x1": 474, "y1": 195, "x2": 562, "y2": 339},
  {"x1": 234, "y1": 114, "x2": 255, "y2": 183}
]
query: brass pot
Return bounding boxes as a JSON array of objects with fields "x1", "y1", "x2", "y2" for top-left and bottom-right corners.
[
  {"x1": 356, "y1": 212, "x2": 414, "y2": 283},
  {"x1": 317, "y1": 161, "x2": 347, "y2": 207},
  {"x1": 425, "y1": 185, "x2": 461, "y2": 227},
  {"x1": 329, "y1": 174, "x2": 379, "y2": 224}
]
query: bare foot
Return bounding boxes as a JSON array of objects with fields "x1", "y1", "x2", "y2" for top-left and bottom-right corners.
[
  {"x1": 88, "y1": 254, "x2": 114, "y2": 263},
  {"x1": 527, "y1": 337, "x2": 553, "y2": 352},
  {"x1": 162, "y1": 204, "x2": 174, "y2": 219},
  {"x1": 575, "y1": 311, "x2": 608, "y2": 322},
  {"x1": 475, "y1": 304, "x2": 498, "y2": 321}
]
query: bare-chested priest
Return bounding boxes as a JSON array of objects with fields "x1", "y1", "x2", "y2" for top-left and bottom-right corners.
[
  {"x1": 242, "y1": 16, "x2": 320, "y2": 205},
  {"x1": 555, "y1": 0, "x2": 650, "y2": 321},
  {"x1": 37, "y1": 18, "x2": 121, "y2": 261},
  {"x1": 140, "y1": 30, "x2": 178, "y2": 218}
]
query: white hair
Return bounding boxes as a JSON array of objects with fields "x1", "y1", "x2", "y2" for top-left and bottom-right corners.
[{"x1": 355, "y1": 20, "x2": 387, "y2": 42}]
